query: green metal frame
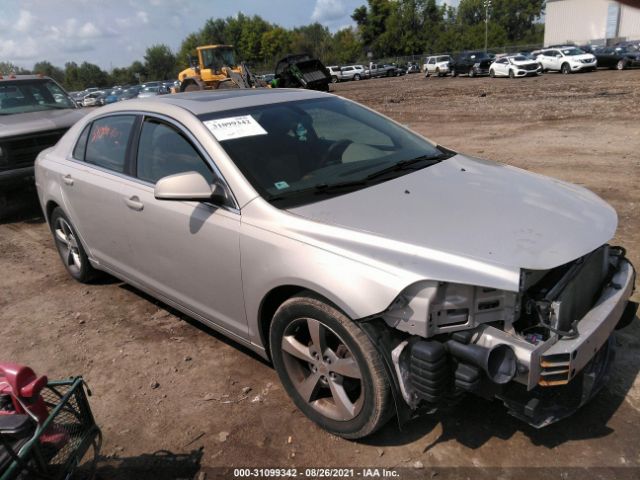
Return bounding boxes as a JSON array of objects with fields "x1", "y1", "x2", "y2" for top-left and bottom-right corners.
[{"x1": 1, "y1": 377, "x2": 101, "y2": 480}]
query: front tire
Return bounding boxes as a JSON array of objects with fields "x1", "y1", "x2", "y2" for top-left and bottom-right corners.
[
  {"x1": 270, "y1": 293, "x2": 393, "y2": 439},
  {"x1": 509, "y1": 69, "x2": 515, "y2": 79},
  {"x1": 354, "y1": 74, "x2": 361, "y2": 81},
  {"x1": 489, "y1": 69, "x2": 495, "y2": 78},
  {"x1": 616, "y1": 59, "x2": 626, "y2": 70},
  {"x1": 469, "y1": 67, "x2": 476, "y2": 78},
  {"x1": 50, "y1": 207, "x2": 97, "y2": 283},
  {"x1": 561, "y1": 63, "x2": 571, "y2": 74}
]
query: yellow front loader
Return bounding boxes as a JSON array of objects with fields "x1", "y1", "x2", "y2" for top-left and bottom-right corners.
[{"x1": 177, "y1": 45, "x2": 263, "y2": 92}]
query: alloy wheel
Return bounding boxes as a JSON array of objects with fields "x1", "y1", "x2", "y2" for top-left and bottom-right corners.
[
  {"x1": 54, "y1": 217, "x2": 82, "y2": 275},
  {"x1": 281, "y1": 317, "x2": 364, "y2": 421}
]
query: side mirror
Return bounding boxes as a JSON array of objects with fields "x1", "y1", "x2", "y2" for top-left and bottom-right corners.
[
  {"x1": 556, "y1": 54, "x2": 562, "y2": 58},
  {"x1": 155, "y1": 171, "x2": 225, "y2": 203}
]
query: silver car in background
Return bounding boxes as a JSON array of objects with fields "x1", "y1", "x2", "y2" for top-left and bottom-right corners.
[{"x1": 35, "y1": 89, "x2": 637, "y2": 438}]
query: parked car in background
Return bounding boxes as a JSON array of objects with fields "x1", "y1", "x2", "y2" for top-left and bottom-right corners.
[
  {"x1": 137, "y1": 86, "x2": 165, "y2": 98},
  {"x1": 424, "y1": 55, "x2": 452, "y2": 77},
  {"x1": 69, "y1": 91, "x2": 85, "y2": 107},
  {"x1": 594, "y1": 46, "x2": 640, "y2": 70},
  {"x1": 450, "y1": 51, "x2": 494, "y2": 77},
  {"x1": 119, "y1": 88, "x2": 140, "y2": 101},
  {"x1": 0, "y1": 75, "x2": 86, "y2": 191},
  {"x1": 392, "y1": 64, "x2": 407, "y2": 76},
  {"x1": 369, "y1": 63, "x2": 396, "y2": 78},
  {"x1": 614, "y1": 40, "x2": 640, "y2": 52},
  {"x1": 340, "y1": 65, "x2": 368, "y2": 81},
  {"x1": 35, "y1": 89, "x2": 637, "y2": 440},
  {"x1": 489, "y1": 55, "x2": 542, "y2": 78},
  {"x1": 535, "y1": 47, "x2": 597, "y2": 74},
  {"x1": 407, "y1": 63, "x2": 420, "y2": 74},
  {"x1": 104, "y1": 89, "x2": 123, "y2": 105},
  {"x1": 326, "y1": 66, "x2": 342, "y2": 83},
  {"x1": 82, "y1": 91, "x2": 105, "y2": 107}
]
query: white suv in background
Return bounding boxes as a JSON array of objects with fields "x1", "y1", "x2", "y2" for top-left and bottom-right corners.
[
  {"x1": 535, "y1": 47, "x2": 597, "y2": 74},
  {"x1": 326, "y1": 66, "x2": 342, "y2": 83},
  {"x1": 340, "y1": 65, "x2": 368, "y2": 81},
  {"x1": 423, "y1": 55, "x2": 452, "y2": 77}
]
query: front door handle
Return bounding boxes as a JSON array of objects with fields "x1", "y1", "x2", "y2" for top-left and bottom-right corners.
[
  {"x1": 62, "y1": 174, "x2": 74, "y2": 186},
  {"x1": 124, "y1": 195, "x2": 144, "y2": 211}
]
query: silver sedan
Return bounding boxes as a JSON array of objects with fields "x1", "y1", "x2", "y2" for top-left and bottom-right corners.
[{"x1": 35, "y1": 89, "x2": 637, "y2": 438}]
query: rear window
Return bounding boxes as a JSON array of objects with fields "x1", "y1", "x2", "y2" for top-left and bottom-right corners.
[{"x1": 85, "y1": 115, "x2": 136, "y2": 173}]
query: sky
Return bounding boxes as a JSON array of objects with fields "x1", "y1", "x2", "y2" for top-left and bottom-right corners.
[{"x1": 0, "y1": 0, "x2": 458, "y2": 71}]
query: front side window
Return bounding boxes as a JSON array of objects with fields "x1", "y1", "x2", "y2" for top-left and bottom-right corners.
[
  {"x1": 85, "y1": 115, "x2": 136, "y2": 173},
  {"x1": 136, "y1": 118, "x2": 214, "y2": 184},
  {"x1": 199, "y1": 97, "x2": 452, "y2": 208},
  {"x1": 562, "y1": 48, "x2": 584, "y2": 56}
]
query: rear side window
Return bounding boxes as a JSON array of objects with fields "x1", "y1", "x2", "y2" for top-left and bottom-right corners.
[
  {"x1": 136, "y1": 119, "x2": 214, "y2": 184},
  {"x1": 73, "y1": 125, "x2": 90, "y2": 160},
  {"x1": 85, "y1": 115, "x2": 136, "y2": 173}
]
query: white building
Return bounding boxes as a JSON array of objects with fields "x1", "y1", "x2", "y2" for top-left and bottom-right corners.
[{"x1": 545, "y1": 0, "x2": 640, "y2": 46}]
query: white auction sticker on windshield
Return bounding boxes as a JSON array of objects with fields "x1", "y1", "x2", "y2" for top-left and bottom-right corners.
[{"x1": 204, "y1": 115, "x2": 267, "y2": 141}]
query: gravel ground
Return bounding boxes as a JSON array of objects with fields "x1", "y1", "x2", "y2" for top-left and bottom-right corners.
[{"x1": 1, "y1": 69, "x2": 639, "y2": 480}]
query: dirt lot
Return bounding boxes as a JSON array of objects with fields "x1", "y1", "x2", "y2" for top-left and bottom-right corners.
[{"x1": 1, "y1": 70, "x2": 639, "y2": 479}]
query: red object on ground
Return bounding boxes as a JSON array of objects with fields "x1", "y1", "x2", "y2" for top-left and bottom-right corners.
[{"x1": 0, "y1": 363, "x2": 68, "y2": 447}]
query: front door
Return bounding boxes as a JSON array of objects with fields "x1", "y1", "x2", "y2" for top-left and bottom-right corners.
[{"x1": 118, "y1": 116, "x2": 247, "y2": 338}]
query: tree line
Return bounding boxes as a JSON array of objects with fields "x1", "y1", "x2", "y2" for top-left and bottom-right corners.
[{"x1": 0, "y1": 0, "x2": 545, "y2": 91}]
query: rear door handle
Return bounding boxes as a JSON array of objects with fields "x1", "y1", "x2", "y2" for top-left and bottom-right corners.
[
  {"x1": 62, "y1": 174, "x2": 74, "y2": 186},
  {"x1": 124, "y1": 195, "x2": 144, "y2": 211}
]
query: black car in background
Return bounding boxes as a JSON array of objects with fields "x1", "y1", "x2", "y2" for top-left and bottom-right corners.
[
  {"x1": 595, "y1": 46, "x2": 640, "y2": 70},
  {"x1": 450, "y1": 51, "x2": 495, "y2": 77},
  {"x1": 0, "y1": 76, "x2": 86, "y2": 190}
]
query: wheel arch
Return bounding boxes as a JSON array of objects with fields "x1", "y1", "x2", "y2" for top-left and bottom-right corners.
[
  {"x1": 45, "y1": 200, "x2": 60, "y2": 225},
  {"x1": 257, "y1": 284, "x2": 358, "y2": 360}
]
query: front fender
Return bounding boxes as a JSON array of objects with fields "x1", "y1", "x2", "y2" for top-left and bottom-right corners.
[{"x1": 240, "y1": 217, "x2": 408, "y2": 347}]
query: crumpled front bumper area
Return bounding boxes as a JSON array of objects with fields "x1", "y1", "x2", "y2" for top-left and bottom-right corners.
[{"x1": 497, "y1": 335, "x2": 615, "y2": 428}]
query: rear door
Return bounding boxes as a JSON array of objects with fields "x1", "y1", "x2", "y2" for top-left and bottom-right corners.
[{"x1": 59, "y1": 114, "x2": 139, "y2": 276}]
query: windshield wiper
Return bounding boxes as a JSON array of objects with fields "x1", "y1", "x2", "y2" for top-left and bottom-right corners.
[
  {"x1": 268, "y1": 180, "x2": 368, "y2": 203},
  {"x1": 365, "y1": 153, "x2": 448, "y2": 181}
]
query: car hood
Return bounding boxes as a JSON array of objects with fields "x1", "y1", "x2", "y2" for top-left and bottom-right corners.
[
  {"x1": 0, "y1": 108, "x2": 87, "y2": 138},
  {"x1": 288, "y1": 155, "x2": 617, "y2": 282},
  {"x1": 511, "y1": 60, "x2": 537, "y2": 66},
  {"x1": 572, "y1": 54, "x2": 595, "y2": 62}
]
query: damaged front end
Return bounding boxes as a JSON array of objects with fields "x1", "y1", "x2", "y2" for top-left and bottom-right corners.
[{"x1": 372, "y1": 245, "x2": 637, "y2": 428}]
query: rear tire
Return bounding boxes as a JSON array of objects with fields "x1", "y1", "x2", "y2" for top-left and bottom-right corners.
[
  {"x1": 331, "y1": 76, "x2": 338, "y2": 83},
  {"x1": 354, "y1": 74, "x2": 361, "y2": 81},
  {"x1": 50, "y1": 207, "x2": 98, "y2": 283},
  {"x1": 509, "y1": 69, "x2": 515, "y2": 79},
  {"x1": 450, "y1": 68, "x2": 457, "y2": 77},
  {"x1": 469, "y1": 67, "x2": 476, "y2": 78},
  {"x1": 270, "y1": 293, "x2": 393, "y2": 439}
]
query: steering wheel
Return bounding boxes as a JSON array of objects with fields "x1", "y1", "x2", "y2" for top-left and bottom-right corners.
[{"x1": 319, "y1": 139, "x2": 353, "y2": 167}]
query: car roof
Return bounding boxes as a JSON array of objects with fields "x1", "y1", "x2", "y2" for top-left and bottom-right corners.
[
  {"x1": 0, "y1": 74, "x2": 52, "y2": 82},
  {"x1": 101, "y1": 88, "x2": 331, "y2": 116}
]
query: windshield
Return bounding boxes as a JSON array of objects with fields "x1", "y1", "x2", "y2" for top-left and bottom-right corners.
[
  {"x1": 511, "y1": 56, "x2": 528, "y2": 62},
  {"x1": 201, "y1": 47, "x2": 236, "y2": 70},
  {"x1": 0, "y1": 79, "x2": 75, "y2": 114},
  {"x1": 199, "y1": 97, "x2": 453, "y2": 207},
  {"x1": 143, "y1": 87, "x2": 158, "y2": 92},
  {"x1": 562, "y1": 48, "x2": 585, "y2": 56}
]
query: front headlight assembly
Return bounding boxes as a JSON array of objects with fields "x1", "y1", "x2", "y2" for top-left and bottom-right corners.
[{"x1": 382, "y1": 281, "x2": 518, "y2": 338}]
